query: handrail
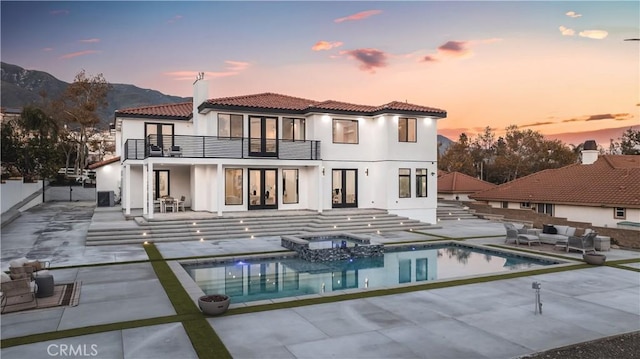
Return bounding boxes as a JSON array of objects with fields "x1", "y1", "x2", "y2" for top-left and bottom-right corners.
[{"x1": 124, "y1": 135, "x2": 321, "y2": 160}]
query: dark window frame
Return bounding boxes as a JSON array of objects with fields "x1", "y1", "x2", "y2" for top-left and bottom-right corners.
[
  {"x1": 224, "y1": 168, "x2": 243, "y2": 206},
  {"x1": 282, "y1": 169, "x2": 299, "y2": 204},
  {"x1": 614, "y1": 207, "x2": 626, "y2": 219},
  {"x1": 145, "y1": 122, "x2": 175, "y2": 149},
  {"x1": 399, "y1": 168, "x2": 411, "y2": 198},
  {"x1": 218, "y1": 113, "x2": 244, "y2": 139},
  {"x1": 416, "y1": 168, "x2": 427, "y2": 197},
  {"x1": 282, "y1": 118, "x2": 305, "y2": 142},
  {"x1": 332, "y1": 119, "x2": 359, "y2": 144},
  {"x1": 398, "y1": 117, "x2": 417, "y2": 143}
]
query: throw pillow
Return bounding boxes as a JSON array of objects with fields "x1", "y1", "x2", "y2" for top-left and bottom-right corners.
[
  {"x1": 0, "y1": 272, "x2": 11, "y2": 283},
  {"x1": 548, "y1": 226, "x2": 558, "y2": 234}
]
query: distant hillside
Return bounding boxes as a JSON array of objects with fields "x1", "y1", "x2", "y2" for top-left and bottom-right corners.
[
  {"x1": 437, "y1": 135, "x2": 452, "y2": 155},
  {"x1": 545, "y1": 125, "x2": 640, "y2": 147},
  {"x1": 1, "y1": 62, "x2": 189, "y2": 129}
]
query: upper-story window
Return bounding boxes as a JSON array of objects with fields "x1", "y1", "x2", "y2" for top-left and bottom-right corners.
[
  {"x1": 333, "y1": 119, "x2": 358, "y2": 144},
  {"x1": 218, "y1": 114, "x2": 243, "y2": 138},
  {"x1": 614, "y1": 207, "x2": 626, "y2": 219},
  {"x1": 398, "y1": 118, "x2": 417, "y2": 142},
  {"x1": 145, "y1": 123, "x2": 174, "y2": 149},
  {"x1": 282, "y1": 118, "x2": 305, "y2": 141}
]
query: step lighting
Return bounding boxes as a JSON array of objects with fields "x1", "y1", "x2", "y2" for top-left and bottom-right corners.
[
  {"x1": 200, "y1": 238, "x2": 204, "y2": 242},
  {"x1": 347, "y1": 217, "x2": 351, "y2": 221},
  {"x1": 333, "y1": 225, "x2": 337, "y2": 229},
  {"x1": 251, "y1": 235, "x2": 254, "y2": 239},
  {"x1": 192, "y1": 222, "x2": 196, "y2": 225},
  {"x1": 240, "y1": 220, "x2": 243, "y2": 224},
  {"x1": 196, "y1": 230, "x2": 200, "y2": 233},
  {"x1": 143, "y1": 241, "x2": 149, "y2": 245},
  {"x1": 142, "y1": 232, "x2": 147, "y2": 236},
  {"x1": 400, "y1": 222, "x2": 404, "y2": 225},
  {"x1": 245, "y1": 227, "x2": 249, "y2": 231},
  {"x1": 373, "y1": 216, "x2": 376, "y2": 219},
  {"x1": 368, "y1": 223, "x2": 371, "y2": 227}
]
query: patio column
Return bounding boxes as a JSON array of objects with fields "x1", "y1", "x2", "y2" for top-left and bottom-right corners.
[
  {"x1": 217, "y1": 164, "x2": 223, "y2": 217},
  {"x1": 142, "y1": 163, "x2": 148, "y2": 215},
  {"x1": 147, "y1": 162, "x2": 154, "y2": 219},
  {"x1": 317, "y1": 164, "x2": 323, "y2": 214},
  {"x1": 124, "y1": 164, "x2": 131, "y2": 215}
]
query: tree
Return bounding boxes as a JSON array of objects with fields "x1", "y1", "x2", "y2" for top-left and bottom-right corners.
[
  {"x1": 57, "y1": 70, "x2": 111, "y2": 172},
  {"x1": 1, "y1": 106, "x2": 64, "y2": 181},
  {"x1": 610, "y1": 128, "x2": 640, "y2": 155},
  {"x1": 439, "y1": 126, "x2": 578, "y2": 184},
  {"x1": 438, "y1": 133, "x2": 476, "y2": 174}
]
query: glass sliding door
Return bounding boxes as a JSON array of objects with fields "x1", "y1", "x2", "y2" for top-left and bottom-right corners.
[
  {"x1": 248, "y1": 169, "x2": 278, "y2": 210},
  {"x1": 153, "y1": 170, "x2": 169, "y2": 199},
  {"x1": 249, "y1": 116, "x2": 278, "y2": 157},
  {"x1": 332, "y1": 169, "x2": 357, "y2": 208}
]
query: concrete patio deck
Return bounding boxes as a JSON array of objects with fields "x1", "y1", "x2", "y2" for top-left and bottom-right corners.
[{"x1": 1, "y1": 202, "x2": 638, "y2": 358}]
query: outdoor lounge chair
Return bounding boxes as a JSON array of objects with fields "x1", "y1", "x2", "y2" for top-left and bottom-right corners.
[
  {"x1": 504, "y1": 223, "x2": 541, "y2": 247},
  {"x1": 565, "y1": 231, "x2": 597, "y2": 254},
  {"x1": 1, "y1": 277, "x2": 37, "y2": 313},
  {"x1": 176, "y1": 195, "x2": 186, "y2": 212},
  {"x1": 148, "y1": 145, "x2": 163, "y2": 157},
  {"x1": 169, "y1": 145, "x2": 182, "y2": 157}
]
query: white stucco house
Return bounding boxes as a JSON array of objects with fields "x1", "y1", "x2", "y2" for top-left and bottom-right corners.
[
  {"x1": 98, "y1": 77, "x2": 447, "y2": 222},
  {"x1": 469, "y1": 144, "x2": 640, "y2": 228}
]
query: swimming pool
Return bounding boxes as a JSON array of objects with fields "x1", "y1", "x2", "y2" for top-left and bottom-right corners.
[{"x1": 182, "y1": 242, "x2": 560, "y2": 304}]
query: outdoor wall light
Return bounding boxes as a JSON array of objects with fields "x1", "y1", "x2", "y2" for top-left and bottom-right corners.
[
  {"x1": 322, "y1": 167, "x2": 325, "y2": 176},
  {"x1": 365, "y1": 168, "x2": 369, "y2": 176},
  {"x1": 431, "y1": 172, "x2": 436, "y2": 176}
]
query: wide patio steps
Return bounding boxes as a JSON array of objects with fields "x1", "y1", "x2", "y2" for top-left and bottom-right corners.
[
  {"x1": 436, "y1": 202, "x2": 478, "y2": 221},
  {"x1": 85, "y1": 210, "x2": 434, "y2": 246}
]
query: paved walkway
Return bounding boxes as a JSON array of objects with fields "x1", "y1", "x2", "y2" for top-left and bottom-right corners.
[{"x1": 1, "y1": 202, "x2": 638, "y2": 358}]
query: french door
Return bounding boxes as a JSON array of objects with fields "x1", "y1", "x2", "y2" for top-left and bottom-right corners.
[
  {"x1": 249, "y1": 116, "x2": 278, "y2": 157},
  {"x1": 248, "y1": 169, "x2": 278, "y2": 210},
  {"x1": 332, "y1": 169, "x2": 357, "y2": 208}
]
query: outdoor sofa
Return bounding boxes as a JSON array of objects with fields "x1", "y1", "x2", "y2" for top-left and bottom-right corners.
[{"x1": 538, "y1": 224, "x2": 576, "y2": 245}]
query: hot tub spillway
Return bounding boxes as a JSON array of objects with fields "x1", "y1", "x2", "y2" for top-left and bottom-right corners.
[{"x1": 281, "y1": 233, "x2": 384, "y2": 262}]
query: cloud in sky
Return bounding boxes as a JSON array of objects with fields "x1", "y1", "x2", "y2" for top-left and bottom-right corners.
[
  {"x1": 520, "y1": 121, "x2": 555, "y2": 128},
  {"x1": 79, "y1": 38, "x2": 100, "y2": 43},
  {"x1": 50, "y1": 10, "x2": 69, "y2": 15},
  {"x1": 42, "y1": 47, "x2": 53, "y2": 52},
  {"x1": 421, "y1": 39, "x2": 500, "y2": 63},
  {"x1": 312, "y1": 41, "x2": 344, "y2": 51},
  {"x1": 165, "y1": 61, "x2": 250, "y2": 80},
  {"x1": 334, "y1": 10, "x2": 382, "y2": 23},
  {"x1": 579, "y1": 30, "x2": 608, "y2": 39},
  {"x1": 59, "y1": 50, "x2": 100, "y2": 59},
  {"x1": 562, "y1": 113, "x2": 631, "y2": 123},
  {"x1": 559, "y1": 26, "x2": 575, "y2": 36},
  {"x1": 566, "y1": 11, "x2": 582, "y2": 18},
  {"x1": 224, "y1": 60, "x2": 250, "y2": 71},
  {"x1": 168, "y1": 15, "x2": 183, "y2": 24},
  {"x1": 340, "y1": 48, "x2": 388, "y2": 73}
]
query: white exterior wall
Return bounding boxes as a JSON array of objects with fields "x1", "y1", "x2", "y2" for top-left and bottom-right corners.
[
  {"x1": 482, "y1": 200, "x2": 640, "y2": 228},
  {"x1": 1, "y1": 179, "x2": 43, "y2": 214},
  {"x1": 95, "y1": 162, "x2": 120, "y2": 194},
  {"x1": 116, "y1": 99, "x2": 443, "y2": 222}
]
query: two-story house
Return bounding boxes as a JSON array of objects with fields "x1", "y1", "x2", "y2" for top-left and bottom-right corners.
[{"x1": 106, "y1": 76, "x2": 446, "y2": 223}]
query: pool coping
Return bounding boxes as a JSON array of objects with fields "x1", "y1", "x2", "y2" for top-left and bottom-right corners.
[{"x1": 169, "y1": 239, "x2": 581, "y2": 310}]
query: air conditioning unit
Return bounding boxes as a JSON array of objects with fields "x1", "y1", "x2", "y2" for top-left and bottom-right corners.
[{"x1": 97, "y1": 191, "x2": 115, "y2": 207}]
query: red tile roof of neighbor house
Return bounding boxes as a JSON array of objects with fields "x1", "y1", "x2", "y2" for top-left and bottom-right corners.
[
  {"x1": 469, "y1": 155, "x2": 640, "y2": 208},
  {"x1": 438, "y1": 172, "x2": 497, "y2": 194},
  {"x1": 88, "y1": 156, "x2": 121, "y2": 169},
  {"x1": 116, "y1": 102, "x2": 193, "y2": 119},
  {"x1": 116, "y1": 93, "x2": 446, "y2": 118}
]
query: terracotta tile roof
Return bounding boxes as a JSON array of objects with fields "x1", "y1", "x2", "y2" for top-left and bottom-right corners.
[
  {"x1": 119, "y1": 93, "x2": 447, "y2": 118},
  {"x1": 115, "y1": 102, "x2": 192, "y2": 119},
  {"x1": 438, "y1": 171, "x2": 497, "y2": 194},
  {"x1": 374, "y1": 101, "x2": 447, "y2": 115},
  {"x1": 470, "y1": 155, "x2": 640, "y2": 208},
  {"x1": 309, "y1": 100, "x2": 376, "y2": 113},
  {"x1": 88, "y1": 156, "x2": 120, "y2": 169},
  {"x1": 203, "y1": 93, "x2": 317, "y2": 111}
]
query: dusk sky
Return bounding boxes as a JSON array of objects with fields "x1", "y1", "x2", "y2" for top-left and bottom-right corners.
[{"x1": 2, "y1": 1, "x2": 638, "y2": 140}]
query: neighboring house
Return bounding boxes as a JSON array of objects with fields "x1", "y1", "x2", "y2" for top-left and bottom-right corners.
[
  {"x1": 437, "y1": 171, "x2": 497, "y2": 201},
  {"x1": 469, "y1": 146, "x2": 640, "y2": 228},
  {"x1": 110, "y1": 77, "x2": 447, "y2": 222},
  {"x1": 88, "y1": 156, "x2": 121, "y2": 197}
]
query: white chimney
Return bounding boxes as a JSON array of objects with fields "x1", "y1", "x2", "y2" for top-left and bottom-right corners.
[
  {"x1": 192, "y1": 72, "x2": 209, "y2": 134},
  {"x1": 581, "y1": 140, "x2": 598, "y2": 165}
]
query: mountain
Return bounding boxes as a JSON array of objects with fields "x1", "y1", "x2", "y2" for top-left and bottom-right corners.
[
  {"x1": 545, "y1": 125, "x2": 640, "y2": 147},
  {"x1": 1, "y1": 62, "x2": 189, "y2": 129},
  {"x1": 437, "y1": 135, "x2": 452, "y2": 155}
]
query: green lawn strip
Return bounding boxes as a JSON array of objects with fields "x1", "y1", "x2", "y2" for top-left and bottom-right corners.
[
  {"x1": 486, "y1": 244, "x2": 582, "y2": 261},
  {"x1": 226, "y1": 263, "x2": 591, "y2": 316},
  {"x1": 144, "y1": 243, "x2": 231, "y2": 359},
  {"x1": 0, "y1": 314, "x2": 197, "y2": 349}
]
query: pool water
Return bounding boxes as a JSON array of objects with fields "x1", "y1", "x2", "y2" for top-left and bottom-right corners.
[{"x1": 183, "y1": 243, "x2": 558, "y2": 304}]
